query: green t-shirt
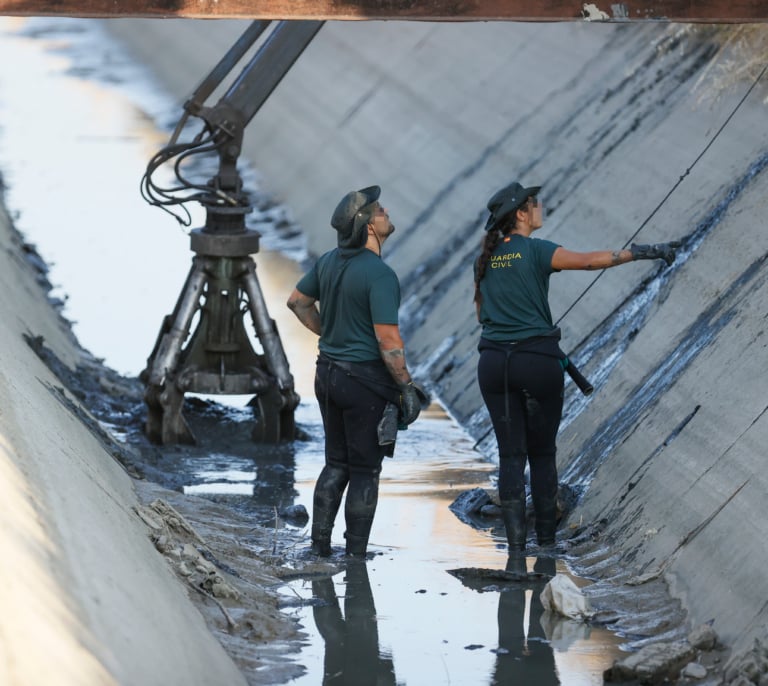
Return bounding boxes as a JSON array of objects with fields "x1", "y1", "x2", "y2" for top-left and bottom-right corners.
[
  {"x1": 478, "y1": 234, "x2": 560, "y2": 342},
  {"x1": 296, "y1": 248, "x2": 400, "y2": 362}
]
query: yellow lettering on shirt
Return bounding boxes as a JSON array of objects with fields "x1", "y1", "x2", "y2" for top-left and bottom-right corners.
[{"x1": 489, "y1": 252, "x2": 522, "y2": 268}]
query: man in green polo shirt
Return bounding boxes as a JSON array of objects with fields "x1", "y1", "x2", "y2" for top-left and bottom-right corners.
[{"x1": 287, "y1": 185, "x2": 424, "y2": 557}]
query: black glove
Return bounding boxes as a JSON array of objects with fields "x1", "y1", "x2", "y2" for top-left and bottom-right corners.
[
  {"x1": 399, "y1": 381, "x2": 424, "y2": 427},
  {"x1": 630, "y1": 241, "x2": 682, "y2": 266}
]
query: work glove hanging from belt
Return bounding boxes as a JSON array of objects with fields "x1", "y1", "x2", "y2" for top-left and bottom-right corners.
[
  {"x1": 630, "y1": 241, "x2": 682, "y2": 266},
  {"x1": 399, "y1": 381, "x2": 427, "y2": 427}
]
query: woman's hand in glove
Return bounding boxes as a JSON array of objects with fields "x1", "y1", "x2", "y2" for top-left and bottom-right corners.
[{"x1": 630, "y1": 241, "x2": 682, "y2": 265}]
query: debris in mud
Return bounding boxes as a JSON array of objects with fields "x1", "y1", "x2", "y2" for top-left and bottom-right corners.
[
  {"x1": 604, "y1": 623, "x2": 727, "y2": 685},
  {"x1": 279, "y1": 504, "x2": 309, "y2": 525},
  {"x1": 132, "y1": 481, "x2": 311, "y2": 684},
  {"x1": 135, "y1": 498, "x2": 243, "y2": 602},
  {"x1": 605, "y1": 640, "x2": 697, "y2": 683},
  {"x1": 540, "y1": 575, "x2": 594, "y2": 621},
  {"x1": 448, "y1": 487, "x2": 499, "y2": 524},
  {"x1": 135, "y1": 498, "x2": 206, "y2": 544},
  {"x1": 449, "y1": 484, "x2": 579, "y2": 530},
  {"x1": 689, "y1": 624, "x2": 718, "y2": 652},
  {"x1": 681, "y1": 661, "x2": 708, "y2": 679},
  {"x1": 272, "y1": 559, "x2": 340, "y2": 582}
]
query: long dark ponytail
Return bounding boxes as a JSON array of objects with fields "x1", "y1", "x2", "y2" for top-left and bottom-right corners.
[{"x1": 473, "y1": 213, "x2": 516, "y2": 305}]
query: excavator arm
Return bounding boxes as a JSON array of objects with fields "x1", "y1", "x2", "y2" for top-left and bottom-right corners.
[
  {"x1": 141, "y1": 20, "x2": 323, "y2": 445},
  {"x1": 142, "y1": 20, "x2": 323, "y2": 220}
]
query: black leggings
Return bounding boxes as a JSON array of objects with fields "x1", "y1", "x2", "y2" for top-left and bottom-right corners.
[{"x1": 477, "y1": 348, "x2": 564, "y2": 507}]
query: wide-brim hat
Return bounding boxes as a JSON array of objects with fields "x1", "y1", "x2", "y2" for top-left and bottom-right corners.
[
  {"x1": 485, "y1": 182, "x2": 541, "y2": 231},
  {"x1": 331, "y1": 185, "x2": 381, "y2": 248}
]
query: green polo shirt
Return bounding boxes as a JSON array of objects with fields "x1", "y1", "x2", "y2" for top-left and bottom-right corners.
[
  {"x1": 477, "y1": 234, "x2": 560, "y2": 342},
  {"x1": 296, "y1": 248, "x2": 400, "y2": 362}
]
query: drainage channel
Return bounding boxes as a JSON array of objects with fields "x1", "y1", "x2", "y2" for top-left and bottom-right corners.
[{"x1": 0, "y1": 16, "x2": 626, "y2": 684}]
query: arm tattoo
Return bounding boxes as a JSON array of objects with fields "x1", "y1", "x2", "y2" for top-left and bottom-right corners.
[
  {"x1": 611, "y1": 250, "x2": 623, "y2": 266},
  {"x1": 381, "y1": 347, "x2": 410, "y2": 385}
]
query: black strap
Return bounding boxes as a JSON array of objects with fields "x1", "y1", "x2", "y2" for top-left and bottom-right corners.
[
  {"x1": 318, "y1": 354, "x2": 400, "y2": 404},
  {"x1": 502, "y1": 349, "x2": 513, "y2": 451},
  {"x1": 478, "y1": 328, "x2": 566, "y2": 362}
]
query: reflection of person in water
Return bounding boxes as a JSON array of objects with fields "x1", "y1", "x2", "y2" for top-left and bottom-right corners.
[
  {"x1": 311, "y1": 560, "x2": 397, "y2": 685},
  {"x1": 250, "y1": 448, "x2": 297, "y2": 515},
  {"x1": 492, "y1": 556, "x2": 559, "y2": 685}
]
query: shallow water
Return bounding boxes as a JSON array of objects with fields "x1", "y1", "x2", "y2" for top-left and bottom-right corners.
[{"x1": 0, "y1": 17, "x2": 626, "y2": 684}]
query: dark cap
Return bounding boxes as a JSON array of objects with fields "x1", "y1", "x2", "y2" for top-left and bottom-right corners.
[
  {"x1": 485, "y1": 182, "x2": 541, "y2": 231},
  {"x1": 331, "y1": 185, "x2": 381, "y2": 248}
]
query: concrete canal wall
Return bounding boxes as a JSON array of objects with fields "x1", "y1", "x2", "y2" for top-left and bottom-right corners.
[
  {"x1": 0, "y1": 199, "x2": 249, "y2": 684},
  {"x1": 104, "y1": 18, "x2": 768, "y2": 657}
]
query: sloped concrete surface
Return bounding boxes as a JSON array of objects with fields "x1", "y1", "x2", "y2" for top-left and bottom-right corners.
[
  {"x1": 97, "y1": 16, "x2": 768, "y2": 661},
  {"x1": 0, "y1": 199, "x2": 250, "y2": 684}
]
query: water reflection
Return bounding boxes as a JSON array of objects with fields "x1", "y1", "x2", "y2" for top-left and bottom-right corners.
[
  {"x1": 183, "y1": 447, "x2": 299, "y2": 516},
  {"x1": 165, "y1": 400, "x2": 309, "y2": 525},
  {"x1": 303, "y1": 555, "x2": 584, "y2": 686},
  {"x1": 451, "y1": 556, "x2": 559, "y2": 684},
  {"x1": 312, "y1": 561, "x2": 397, "y2": 686},
  {"x1": 493, "y1": 556, "x2": 558, "y2": 685},
  {"x1": 450, "y1": 555, "x2": 609, "y2": 686}
]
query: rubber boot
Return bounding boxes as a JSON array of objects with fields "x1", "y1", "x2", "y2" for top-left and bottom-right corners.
[
  {"x1": 500, "y1": 498, "x2": 527, "y2": 553},
  {"x1": 311, "y1": 464, "x2": 348, "y2": 556},
  {"x1": 505, "y1": 552, "x2": 527, "y2": 577},
  {"x1": 533, "y1": 496, "x2": 558, "y2": 547},
  {"x1": 533, "y1": 555, "x2": 556, "y2": 578},
  {"x1": 344, "y1": 472, "x2": 379, "y2": 557}
]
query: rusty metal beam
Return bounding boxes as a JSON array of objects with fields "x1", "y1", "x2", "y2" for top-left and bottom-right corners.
[{"x1": 0, "y1": 0, "x2": 765, "y2": 22}]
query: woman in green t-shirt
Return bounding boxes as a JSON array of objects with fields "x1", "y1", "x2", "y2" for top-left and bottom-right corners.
[{"x1": 474, "y1": 181, "x2": 680, "y2": 556}]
